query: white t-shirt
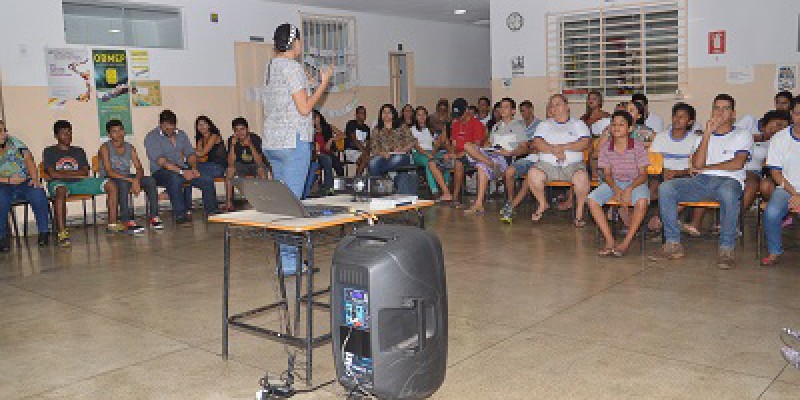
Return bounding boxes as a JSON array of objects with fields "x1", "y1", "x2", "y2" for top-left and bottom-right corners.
[
  {"x1": 650, "y1": 129, "x2": 697, "y2": 171},
  {"x1": 766, "y1": 125, "x2": 800, "y2": 189},
  {"x1": 735, "y1": 115, "x2": 767, "y2": 171},
  {"x1": 591, "y1": 117, "x2": 611, "y2": 137},
  {"x1": 693, "y1": 128, "x2": 754, "y2": 187},
  {"x1": 533, "y1": 118, "x2": 591, "y2": 165},
  {"x1": 411, "y1": 126, "x2": 435, "y2": 151},
  {"x1": 480, "y1": 115, "x2": 491, "y2": 127},
  {"x1": 490, "y1": 119, "x2": 526, "y2": 150},
  {"x1": 645, "y1": 113, "x2": 665, "y2": 133}
]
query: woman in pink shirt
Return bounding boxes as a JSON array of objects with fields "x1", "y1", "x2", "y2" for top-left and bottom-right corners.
[{"x1": 588, "y1": 110, "x2": 650, "y2": 257}]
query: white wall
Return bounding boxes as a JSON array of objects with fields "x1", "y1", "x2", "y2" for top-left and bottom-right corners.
[
  {"x1": 491, "y1": 0, "x2": 800, "y2": 79},
  {"x1": 0, "y1": 0, "x2": 490, "y2": 88}
]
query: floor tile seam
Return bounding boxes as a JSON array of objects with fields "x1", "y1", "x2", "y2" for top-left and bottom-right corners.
[{"x1": 757, "y1": 364, "x2": 790, "y2": 399}]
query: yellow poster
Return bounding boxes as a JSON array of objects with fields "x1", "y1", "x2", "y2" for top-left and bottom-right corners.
[
  {"x1": 130, "y1": 50, "x2": 150, "y2": 79},
  {"x1": 131, "y1": 80, "x2": 162, "y2": 107}
]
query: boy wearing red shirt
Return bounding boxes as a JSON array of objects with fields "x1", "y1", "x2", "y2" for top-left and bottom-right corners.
[{"x1": 444, "y1": 99, "x2": 487, "y2": 205}]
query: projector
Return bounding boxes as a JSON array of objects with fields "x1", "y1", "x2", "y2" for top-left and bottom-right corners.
[{"x1": 333, "y1": 177, "x2": 394, "y2": 201}]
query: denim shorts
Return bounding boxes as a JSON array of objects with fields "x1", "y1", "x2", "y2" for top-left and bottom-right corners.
[
  {"x1": 588, "y1": 180, "x2": 650, "y2": 206},
  {"x1": 511, "y1": 159, "x2": 535, "y2": 179}
]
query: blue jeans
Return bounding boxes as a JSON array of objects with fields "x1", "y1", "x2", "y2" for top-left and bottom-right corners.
[
  {"x1": 764, "y1": 187, "x2": 792, "y2": 256},
  {"x1": 264, "y1": 134, "x2": 312, "y2": 275},
  {"x1": 0, "y1": 182, "x2": 51, "y2": 237},
  {"x1": 658, "y1": 174, "x2": 743, "y2": 250},
  {"x1": 197, "y1": 162, "x2": 226, "y2": 179},
  {"x1": 304, "y1": 161, "x2": 320, "y2": 199},
  {"x1": 368, "y1": 154, "x2": 411, "y2": 176},
  {"x1": 317, "y1": 154, "x2": 343, "y2": 191},
  {"x1": 152, "y1": 169, "x2": 218, "y2": 218}
]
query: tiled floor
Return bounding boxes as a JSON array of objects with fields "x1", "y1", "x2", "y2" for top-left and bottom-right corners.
[{"x1": 1, "y1": 201, "x2": 798, "y2": 399}]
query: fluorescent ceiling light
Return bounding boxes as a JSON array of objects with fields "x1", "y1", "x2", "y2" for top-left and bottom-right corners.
[
  {"x1": 454, "y1": 9, "x2": 467, "y2": 15},
  {"x1": 109, "y1": 29, "x2": 121, "y2": 33},
  {"x1": 473, "y1": 19, "x2": 490, "y2": 26}
]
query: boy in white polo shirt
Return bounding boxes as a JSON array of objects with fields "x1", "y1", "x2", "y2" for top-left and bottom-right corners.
[
  {"x1": 761, "y1": 100, "x2": 800, "y2": 266},
  {"x1": 652, "y1": 94, "x2": 753, "y2": 269}
]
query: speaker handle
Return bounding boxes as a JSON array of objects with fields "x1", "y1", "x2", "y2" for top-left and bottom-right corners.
[{"x1": 415, "y1": 299, "x2": 426, "y2": 352}]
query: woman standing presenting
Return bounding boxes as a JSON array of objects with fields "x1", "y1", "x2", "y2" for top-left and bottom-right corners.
[{"x1": 262, "y1": 23, "x2": 331, "y2": 274}]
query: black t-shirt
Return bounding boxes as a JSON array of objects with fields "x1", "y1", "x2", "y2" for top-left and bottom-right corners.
[
  {"x1": 199, "y1": 133, "x2": 228, "y2": 166},
  {"x1": 344, "y1": 120, "x2": 370, "y2": 149},
  {"x1": 42, "y1": 145, "x2": 89, "y2": 182},
  {"x1": 227, "y1": 133, "x2": 264, "y2": 165}
]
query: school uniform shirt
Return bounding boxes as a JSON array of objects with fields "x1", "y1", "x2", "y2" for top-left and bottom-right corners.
[
  {"x1": 591, "y1": 117, "x2": 611, "y2": 137},
  {"x1": 490, "y1": 119, "x2": 526, "y2": 151},
  {"x1": 736, "y1": 115, "x2": 767, "y2": 171},
  {"x1": 645, "y1": 113, "x2": 665, "y2": 133},
  {"x1": 523, "y1": 118, "x2": 542, "y2": 163},
  {"x1": 693, "y1": 127, "x2": 754, "y2": 187},
  {"x1": 766, "y1": 125, "x2": 800, "y2": 189},
  {"x1": 650, "y1": 129, "x2": 697, "y2": 171},
  {"x1": 533, "y1": 118, "x2": 591, "y2": 166}
]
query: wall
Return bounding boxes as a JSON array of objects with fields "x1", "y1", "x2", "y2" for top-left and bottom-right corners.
[
  {"x1": 491, "y1": 0, "x2": 800, "y2": 122},
  {"x1": 0, "y1": 0, "x2": 490, "y2": 225}
]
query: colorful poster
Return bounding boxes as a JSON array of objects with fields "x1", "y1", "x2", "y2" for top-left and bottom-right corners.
[
  {"x1": 130, "y1": 50, "x2": 150, "y2": 79},
  {"x1": 131, "y1": 80, "x2": 162, "y2": 107},
  {"x1": 45, "y1": 48, "x2": 92, "y2": 109},
  {"x1": 775, "y1": 64, "x2": 798, "y2": 92},
  {"x1": 93, "y1": 49, "x2": 133, "y2": 138}
]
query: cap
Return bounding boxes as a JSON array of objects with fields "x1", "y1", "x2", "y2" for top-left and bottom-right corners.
[{"x1": 451, "y1": 98, "x2": 468, "y2": 119}]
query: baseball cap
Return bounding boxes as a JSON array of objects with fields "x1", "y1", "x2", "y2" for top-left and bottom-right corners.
[{"x1": 451, "y1": 98, "x2": 468, "y2": 119}]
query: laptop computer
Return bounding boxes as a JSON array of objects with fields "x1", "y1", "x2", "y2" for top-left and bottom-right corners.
[{"x1": 232, "y1": 178, "x2": 351, "y2": 218}]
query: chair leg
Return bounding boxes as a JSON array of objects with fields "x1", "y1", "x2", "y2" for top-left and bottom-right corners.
[
  {"x1": 82, "y1": 200, "x2": 88, "y2": 227},
  {"x1": 23, "y1": 204, "x2": 29, "y2": 237},
  {"x1": 756, "y1": 208, "x2": 763, "y2": 260},
  {"x1": 92, "y1": 196, "x2": 97, "y2": 226},
  {"x1": 10, "y1": 208, "x2": 21, "y2": 246}
]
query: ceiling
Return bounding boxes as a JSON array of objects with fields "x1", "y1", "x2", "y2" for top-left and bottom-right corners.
[{"x1": 266, "y1": 0, "x2": 491, "y2": 25}]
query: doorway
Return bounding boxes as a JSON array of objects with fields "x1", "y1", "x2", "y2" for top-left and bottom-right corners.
[
  {"x1": 234, "y1": 42, "x2": 273, "y2": 131},
  {"x1": 389, "y1": 52, "x2": 415, "y2": 107}
]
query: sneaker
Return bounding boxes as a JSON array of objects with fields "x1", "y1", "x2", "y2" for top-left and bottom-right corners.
[
  {"x1": 500, "y1": 202, "x2": 511, "y2": 216},
  {"x1": 37, "y1": 233, "x2": 49, "y2": 247},
  {"x1": 782, "y1": 346, "x2": 800, "y2": 369},
  {"x1": 648, "y1": 242, "x2": 684, "y2": 261},
  {"x1": 0, "y1": 236, "x2": 9, "y2": 252},
  {"x1": 125, "y1": 220, "x2": 145, "y2": 235},
  {"x1": 175, "y1": 215, "x2": 192, "y2": 225},
  {"x1": 106, "y1": 223, "x2": 126, "y2": 234},
  {"x1": 150, "y1": 216, "x2": 164, "y2": 230},
  {"x1": 57, "y1": 230, "x2": 71, "y2": 248},
  {"x1": 500, "y1": 206, "x2": 513, "y2": 224},
  {"x1": 716, "y1": 248, "x2": 735, "y2": 270}
]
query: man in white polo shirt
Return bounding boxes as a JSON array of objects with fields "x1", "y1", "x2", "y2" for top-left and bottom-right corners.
[
  {"x1": 527, "y1": 94, "x2": 591, "y2": 227},
  {"x1": 761, "y1": 99, "x2": 800, "y2": 266},
  {"x1": 652, "y1": 94, "x2": 753, "y2": 269}
]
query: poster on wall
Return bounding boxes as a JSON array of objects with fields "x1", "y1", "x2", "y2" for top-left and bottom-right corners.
[
  {"x1": 93, "y1": 49, "x2": 133, "y2": 138},
  {"x1": 45, "y1": 48, "x2": 92, "y2": 109},
  {"x1": 511, "y1": 56, "x2": 525, "y2": 78},
  {"x1": 726, "y1": 65, "x2": 754, "y2": 85},
  {"x1": 129, "y1": 50, "x2": 150, "y2": 79},
  {"x1": 708, "y1": 31, "x2": 726, "y2": 55},
  {"x1": 775, "y1": 64, "x2": 798, "y2": 92},
  {"x1": 131, "y1": 80, "x2": 162, "y2": 107}
]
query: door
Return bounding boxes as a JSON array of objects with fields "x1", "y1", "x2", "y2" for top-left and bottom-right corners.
[
  {"x1": 234, "y1": 42, "x2": 273, "y2": 132},
  {"x1": 389, "y1": 52, "x2": 415, "y2": 107}
]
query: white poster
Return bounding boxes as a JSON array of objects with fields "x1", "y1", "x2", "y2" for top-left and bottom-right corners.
[
  {"x1": 45, "y1": 47, "x2": 91, "y2": 109},
  {"x1": 511, "y1": 56, "x2": 525, "y2": 78},
  {"x1": 775, "y1": 64, "x2": 798, "y2": 92},
  {"x1": 725, "y1": 65, "x2": 754, "y2": 85},
  {"x1": 129, "y1": 50, "x2": 150, "y2": 79}
]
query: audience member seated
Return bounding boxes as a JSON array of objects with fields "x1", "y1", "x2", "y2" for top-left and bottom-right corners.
[
  {"x1": 98, "y1": 119, "x2": 162, "y2": 234},
  {"x1": 502, "y1": 100, "x2": 542, "y2": 220},
  {"x1": 194, "y1": 116, "x2": 228, "y2": 182},
  {"x1": 652, "y1": 94, "x2": 752, "y2": 269},
  {"x1": 429, "y1": 98, "x2": 451, "y2": 138},
  {"x1": 462, "y1": 98, "x2": 526, "y2": 214},
  {"x1": 632, "y1": 93, "x2": 664, "y2": 133},
  {"x1": 44, "y1": 120, "x2": 121, "y2": 247},
  {"x1": 485, "y1": 101, "x2": 502, "y2": 133},
  {"x1": 477, "y1": 96, "x2": 492, "y2": 126},
  {"x1": 581, "y1": 90, "x2": 610, "y2": 127},
  {"x1": 775, "y1": 91, "x2": 794, "y2": 112},
  {"x1": 145, "y1": 110, "x2": 219, "y2": 225},
  {"x1": 410, "y1": 106, "x2": 452, "y2": 201},
  {"x1": 761, "y1": 100, "x2": 800, "y2": 266},
  {"x1": 527, "y1": 94, "x2": 591, "y2": 227},
  {"x1": 401, "y1": 104, "x2": 415, "y2": 129},
  {"x1": 742, "y1": 111, "x2": 791, "y2": 211},
  {"x1": 344, "y1": 106, "x2": 371, "y2": 175},
  {"x1": 368, "y1": 104, "x2": 415, "y2": 176},
  {"x1": 444, "y1": 98, "x2": 487, "y2": 206},
  {"x1": 0, "y1": 120, "x2": 50, "y2": 251},
  {"x1": 313, "y1": 110, "x2": 345, "y2": 195},
  {"x1": 647, "y1": 102, "x2": 699, "y2": 232},
  {"x1": 226, "y1": 117, "x2": 268, "y2": 210},
  {"x1": 588, "y1": 111, "x2": 650, "y2": 257}
]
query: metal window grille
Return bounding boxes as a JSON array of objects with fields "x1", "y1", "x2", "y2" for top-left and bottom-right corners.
[{"x1": 301, "y1": 14, "x2": 358, "y2": 93}]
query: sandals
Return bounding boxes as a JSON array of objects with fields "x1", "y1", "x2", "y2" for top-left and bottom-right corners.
[
  {"x1": 573, "y1": 218, "x2": 587, "y2": 228},
  {"x1": 531, "y1": 209, "x2": 547, "y2": 222},
  {"x1": 611, "y1": 246, "x2": 627, "y2": 257},
  {"x1": 597, "y1": 248, "x2": 614, "y2": 256},
  {"x1": 760, "y1": 254, "x2": 782, "y2": 267},
  {"x1": 464, "y1": 208, "x2": 485, "y2": 215},
  {"x1": 681, "y1": 223, "x2": 702, "y2": 237}
]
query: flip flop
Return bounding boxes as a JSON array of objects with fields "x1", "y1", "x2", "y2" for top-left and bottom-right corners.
[
  {"x1": 681, "y1": 223, "x2": 701, "y2": 237},
  {"x1": 611, "y1": 247, "x2": 627, "y2": 257},
  {"x1": 574, "y1": 218, "x2": 587, "y2": 228},
  {"x1": 531, "y1": 210, "x2": 546, "y2": 222},
  {"x1": 597, "y1": 248, "x2": 614, "y2": 256},
  {"x1": 464, "y1": 208, "x2": 485, "y2": 215}
]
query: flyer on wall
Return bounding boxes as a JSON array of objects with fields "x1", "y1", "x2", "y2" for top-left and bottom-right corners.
[
  {"x1": 93, "y1": 49, "x2": 133, "y2": 138},
  {"x1": 45, "y1": 48, "x2": 92, "y2": 109},
  {"x1": 131, "y1": 80, "x2": 162, "y2": 107},
  {"x1": 775, "y1": 64, "x2": 798, "y2": 92}
]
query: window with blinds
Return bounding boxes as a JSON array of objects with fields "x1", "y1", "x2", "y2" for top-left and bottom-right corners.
[
  {"x1": 546, "y1": 1, "x2": 687, "y2": 100},
  {"x1": 301, "y1": 14, "x2": 358, "y2": 93}
]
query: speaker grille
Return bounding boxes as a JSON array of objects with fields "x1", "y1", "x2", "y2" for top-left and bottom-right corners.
[{"x1": 338, "y1": 265, "x2": 368, "y2": 286}]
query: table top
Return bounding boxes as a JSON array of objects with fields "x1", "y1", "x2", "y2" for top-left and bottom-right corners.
[{"x1": 208, "y1": 195, "x2": 434, "y2": 232}]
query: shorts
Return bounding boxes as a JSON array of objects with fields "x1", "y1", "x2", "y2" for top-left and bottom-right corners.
[
  {"x1": 474, "y1": 150, "x2": 509, "y2": 180},
  {"x1": 534, "y1": 162, "x2": 586, "y2": 182},
  {"x1": 510, "y1": 159, "x2": 535, "y2": 179},
  {"x1": 233, "y1": 162, "x2": 266, "y2": 177},
  {"x1": 47, "y1": 177, "x2": 108, "y2": 197},
  {"x1": 588, "y1": 180, "x2": 650, "y2": 206}
]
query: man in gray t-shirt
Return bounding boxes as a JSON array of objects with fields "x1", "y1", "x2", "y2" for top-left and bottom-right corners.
[{"x1": 144, "y1": 110, "x2": 218, "y2": 224}]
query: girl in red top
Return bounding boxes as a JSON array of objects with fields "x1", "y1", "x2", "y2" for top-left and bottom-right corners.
[{"x1": 312, "y1": 110, "x2": 344, "y2": 195}]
